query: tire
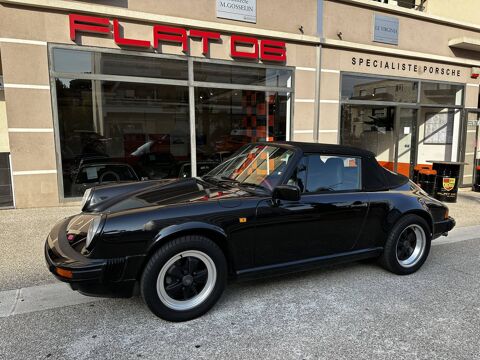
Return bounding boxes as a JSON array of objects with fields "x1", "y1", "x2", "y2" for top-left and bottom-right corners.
[
  {"x1": 141, "y1": 235, "x2": 227, "y2": 322},
  {"x1": 380, "y1": 214, "x2": 431, "y2": 275}
]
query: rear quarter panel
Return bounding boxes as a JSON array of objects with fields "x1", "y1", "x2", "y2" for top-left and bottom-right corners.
[{"x1": 356, "y1": 190, "x2": 434, "y2": 249}]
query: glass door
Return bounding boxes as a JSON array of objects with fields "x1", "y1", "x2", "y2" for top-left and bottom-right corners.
[
  {"x1": 341, "y1": 104, "x2": 417, "y2": 177},
  {"x1": 395, "y1": 107, "x2": 417, "y2": 177},
  {"x1": 461, "y1": 110, "x2": 480, "y2": 187}
]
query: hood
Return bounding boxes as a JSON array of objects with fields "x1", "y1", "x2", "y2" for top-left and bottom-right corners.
[{"x1": 85, "y1": 178, "x2": 246, "y2": 213}]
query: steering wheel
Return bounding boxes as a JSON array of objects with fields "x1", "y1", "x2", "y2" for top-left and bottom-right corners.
[{"x1": 99, "y1": 171, "x2": 120, "y2": 184}]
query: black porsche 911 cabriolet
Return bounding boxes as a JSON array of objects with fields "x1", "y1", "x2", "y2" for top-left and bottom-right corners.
[{"x1": 45, "y1": 142, "x2": 455, "y2": 321}]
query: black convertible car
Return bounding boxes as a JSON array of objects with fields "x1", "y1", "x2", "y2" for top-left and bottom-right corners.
[{"x1": 45, "y1": 142, "x2": 455, "y2": 321}]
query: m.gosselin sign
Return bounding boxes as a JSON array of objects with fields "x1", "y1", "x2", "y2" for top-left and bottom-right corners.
[{"x1": 352, "y1": 56, "x2": 461, "y2": 77}]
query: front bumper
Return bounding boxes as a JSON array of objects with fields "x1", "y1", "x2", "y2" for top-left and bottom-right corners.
[
  {"x1": 45, "y1": 216, "x2": 143, "y2": 297},
  {"x1": 433, "y1": 216, "x2": 456, "y2": 239}
]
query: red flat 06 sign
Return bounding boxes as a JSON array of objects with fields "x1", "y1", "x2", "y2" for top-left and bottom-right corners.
[{"x1": 69, "y1": 14, "x2": 286, "y2": 62}]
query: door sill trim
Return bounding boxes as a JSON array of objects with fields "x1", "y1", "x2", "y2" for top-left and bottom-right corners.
[{"x1": 236, "y1": 247, "x2": 383, "y2": 278}]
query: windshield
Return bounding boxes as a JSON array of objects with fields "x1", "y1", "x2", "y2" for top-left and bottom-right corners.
[{"x1": 204, "y1": 144, "x2": 295, "y2": 191}]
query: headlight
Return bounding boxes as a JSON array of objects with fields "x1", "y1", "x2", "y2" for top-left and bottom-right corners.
[
  {"x1": 86, "y1": 216, "x2": 103, "y2": 249},
  {"x1": 81, "y1": 188, "x2": 93, "y2": 210}
]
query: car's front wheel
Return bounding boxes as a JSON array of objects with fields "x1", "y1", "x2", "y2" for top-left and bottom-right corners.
[
  {"x1": 141, "y1": 235, "x2": 227, "y2": 322},
  {"x1": 380, "y1": 214, "x2": 431, "y2": 275}
]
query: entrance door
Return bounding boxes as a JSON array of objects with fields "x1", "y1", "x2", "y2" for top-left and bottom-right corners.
[
  {"x1": 461, "y1": 110, "x2": 480, "y2": 187},
  {"x1": 340, "y1": 105, "x2": 417, "y2": 177},
  {"x1": 395, "y1": 108, "x2": 417, "y2": 177}
]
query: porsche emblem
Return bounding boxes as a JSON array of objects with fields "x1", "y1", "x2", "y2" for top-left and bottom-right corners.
[{"x1": 442, "y1": 178, "x2": 456, "y2": 191}]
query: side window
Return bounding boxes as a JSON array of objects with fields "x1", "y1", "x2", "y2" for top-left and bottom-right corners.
[{"x1": 305, "y1": 155, "x2": 361, "y2": 193}]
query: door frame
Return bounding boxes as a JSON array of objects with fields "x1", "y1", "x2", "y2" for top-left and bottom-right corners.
[
  {"x1": 459, "y1": 108, "x2": 480, "y2": 187},
  {"x1": 394, "y1": 105, "x2": 419, "y2": 177}
]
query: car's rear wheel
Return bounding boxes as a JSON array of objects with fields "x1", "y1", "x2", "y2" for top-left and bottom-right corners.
[
  {"x1": 141, "y1": 235, "x2": 227, "y2": 322},
  {"x1": 380, "y1": 214, "x2": 431, "y2": 275}
]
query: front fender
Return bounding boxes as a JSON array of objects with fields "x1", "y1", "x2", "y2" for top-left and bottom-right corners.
[{"x1": 146, "y1": 221, "x2": 228, "y2": 254}]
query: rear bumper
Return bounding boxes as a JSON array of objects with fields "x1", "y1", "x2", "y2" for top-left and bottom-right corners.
[
  {"x1": 44, "y1": 217, "x2": 143, "y2": 298},
  {"x1": 433, "y1": 216, "x2": 456, "y2": 239}
]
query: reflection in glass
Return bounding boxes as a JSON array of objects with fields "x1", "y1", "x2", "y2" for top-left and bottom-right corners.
[
  {"x1": 194, "y1": 62, "x2": 292, "y2": 87},
  {"x1": 341, "y1": 75, "x2": 418, "y2": 103},
  {"x1": 420, "y1": 82, "x2": 464, "y2": 106},
  {"x1": 53, "y1": 48, "x2": 188, "y2": 80},
  {"x1": 53, "y1": 48, "x2": 93, "y2": 74},
  {"x1": 56, "y1": 78, "x2": 190, "y2": 197},
  {"x1": 341, "y1": 105, "x2": 396, "y2": 169},
  {"x1": 99, "y1": 53, "x2": 188, "y2": 80},
  {"x1": 195, "y1": 88, "x2": 290, "y2": 163},
  {"x1": 206, "y1": 144, "x2": 295, "y2": 191},
  {"x1": 462, "y1": 112, "x2": 479, "y2": 186}
]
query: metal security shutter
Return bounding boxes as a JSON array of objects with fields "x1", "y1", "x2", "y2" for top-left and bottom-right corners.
[{"x1": 0, "y1": 153, "x2": 14, "y2": 208}]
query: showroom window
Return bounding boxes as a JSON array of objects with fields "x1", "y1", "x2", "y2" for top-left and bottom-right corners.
[
  {"x1": 341, "y1": 74, "x2": 418, "y2": 103},
  {"x1": 50, "y1": 46, "x2": 293, "y2": 199},
  {"x1": 340, "y1": 73, "x2": 464, "y2": 179}
]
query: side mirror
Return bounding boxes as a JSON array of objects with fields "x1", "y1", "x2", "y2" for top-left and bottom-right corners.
[{"x1": 272, "y1": 184, "x2": 301, "y2": 203}]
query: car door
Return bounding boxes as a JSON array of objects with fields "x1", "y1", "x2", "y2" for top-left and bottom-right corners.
[{"x1": 254, "y1": 154, "x2": 369, "y2": 267}]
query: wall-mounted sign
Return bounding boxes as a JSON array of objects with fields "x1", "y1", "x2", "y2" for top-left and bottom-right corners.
[
  {"x1": 68, "y1": 14, "x2": 285, "y2": 62},
  {"x1": 216, "y1": 0, "x2": 256, "y2": 23},
  {"x1": 373, "y1": 14, "x2": 399, "y2": 45},
  {"x1": 351, "y1": 56, "x2": 461, "y2": 78}
]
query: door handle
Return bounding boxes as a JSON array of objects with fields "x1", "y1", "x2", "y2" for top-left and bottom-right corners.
[{"x1": 351, "y1": 201, "x2": 368, "y2": 208}]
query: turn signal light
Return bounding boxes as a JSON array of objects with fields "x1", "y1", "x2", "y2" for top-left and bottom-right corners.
[
  {"x1": 444, "y1": 209, "x2": 449, "y2": 219},
  {"x1": 56, "y1": 268, "x2": 73, "y2": 279}
]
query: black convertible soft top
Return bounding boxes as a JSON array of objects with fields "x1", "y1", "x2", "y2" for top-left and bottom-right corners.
[
  {"x1": 269, "y1": 141, "x2": 409, "y2": 191},
  {"x1": 273, "y1": 141, "x2": 376, "y2": 158}
]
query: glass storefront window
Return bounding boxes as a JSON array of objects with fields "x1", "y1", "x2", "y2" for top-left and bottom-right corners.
[
  {"x1": 341, "y1": 75, "x2": 418, "y2": 103},
  {"x1": 194, "y1": 62, "x2": 291, "y2": 87},
  {"x1": 340, "y1": 104, "x2": 417, "y2": 177},
  {"x1": 56, "y1": 78, "x2": 190, "y2": 197},
  {"x1": 53, "y1": 48, "x2": 93, "y2": 74},
  {"x1": 53, "y1": 49, "x2": 188, "y2": 80},
  {"x1": 340, "y1": 74, "x2": 466, "y2": 178},
  {"x1": 420, "y1": 82, "x2": 464, "y2": 106},
  {"x1": 51, "y1": 47, "x2": 293, "y2": 198},
  {"x1": 195, "y1": 88, "x2": 290, "y2": 164},
  {"x1": 341, "y1": 105, "x2": 397, "y2": 166}
]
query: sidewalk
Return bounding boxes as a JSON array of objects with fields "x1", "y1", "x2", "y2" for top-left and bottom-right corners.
[{"x1": 448, "y1": 189, "x2": 480, "y2": 227}]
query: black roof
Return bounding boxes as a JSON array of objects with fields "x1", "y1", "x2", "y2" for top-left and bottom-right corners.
[{"x1": 266, "y1": 141, "x2": 376, "y2": 158}]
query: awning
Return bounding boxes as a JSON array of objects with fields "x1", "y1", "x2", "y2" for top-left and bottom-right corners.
[{"x1": 449, "y1": 37, "x2": 480, "y2": 51}]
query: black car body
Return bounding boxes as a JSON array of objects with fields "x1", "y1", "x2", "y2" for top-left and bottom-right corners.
[{"x1": 45, "y1": 142, "x2": 455, "y2": 321}]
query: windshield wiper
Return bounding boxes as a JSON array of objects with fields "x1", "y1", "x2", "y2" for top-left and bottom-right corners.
[
  {"x1": 238, "y1": 182, "x2": 270, "y2": 193},
  {"x1": 220, "y1": 176, "x2": 240, "y2": 183}
]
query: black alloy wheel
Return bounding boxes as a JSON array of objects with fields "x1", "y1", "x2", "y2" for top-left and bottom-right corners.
[{"x1": 141, "y1": 235, "x2": 227, "y2": 322}]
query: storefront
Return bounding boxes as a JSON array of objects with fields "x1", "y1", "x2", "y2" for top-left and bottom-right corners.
[
  {"x1": 0, "y1": 0, "x2": 319, "y2": 208},
  {"x1": 319, "y1": 0, "x2": 480, "y2": 188}
]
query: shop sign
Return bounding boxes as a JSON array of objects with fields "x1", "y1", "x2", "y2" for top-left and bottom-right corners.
[
  {"x1": 216, "y1": 0, "x2": 256, "y2": 23},
  {"x1": 68, "y1": 14, "x2": 285, "y2": 62},
  {"x1": 373, "y1": 14, "x2": 399, "y2": 45},
  {"x1": 351, "y1": 56, "x2": 461, "y2": 78}
]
